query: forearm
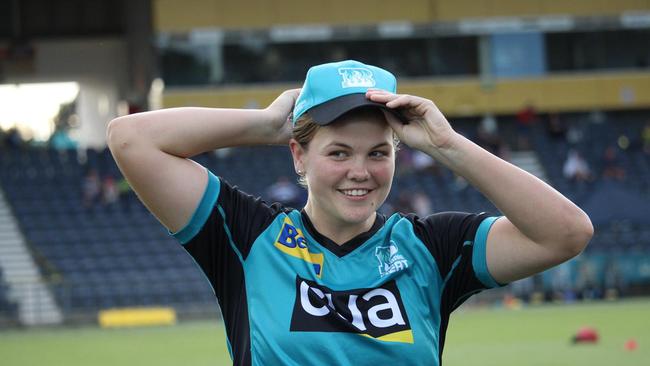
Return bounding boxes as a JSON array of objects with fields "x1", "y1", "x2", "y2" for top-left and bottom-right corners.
[
  {"x1": 107, "y1": 107, "x2": 273, "y2": 158},
  {"x1": 427, "y1": 133, "x2": 592, "y2": 250}
]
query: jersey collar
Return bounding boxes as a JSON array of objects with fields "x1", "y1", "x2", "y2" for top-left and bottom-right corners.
[{"x1": 299, "y1": 209, "x2": 386, "y2": 257}]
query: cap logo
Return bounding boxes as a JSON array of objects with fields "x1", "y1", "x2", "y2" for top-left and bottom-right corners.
[{"x1": 338, "y1": 67, "x2": 376, "y2": 88}]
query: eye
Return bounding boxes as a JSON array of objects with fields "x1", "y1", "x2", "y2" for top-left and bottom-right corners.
[
  {"x1": 329, "y1": 150, "x2": 348, "y2": 159},
  {"x1": 370, "y1": 150, "x2": 389, "y2": 159}
]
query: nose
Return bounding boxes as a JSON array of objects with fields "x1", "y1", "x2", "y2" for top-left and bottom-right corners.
[{"x1": 347, "y1": 159, "x2": 370, "y2": 181}]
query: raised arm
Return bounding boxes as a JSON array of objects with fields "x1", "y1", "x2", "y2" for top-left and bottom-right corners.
[
  {"x1": 367, "y1": 89, "x2": 593, "y2": 284},
  {"x1": 106, "y1": 89, "x2": 299, "y2": 233}
]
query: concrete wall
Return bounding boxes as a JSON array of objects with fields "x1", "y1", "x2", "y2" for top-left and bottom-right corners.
[{"x1": 4, "y1": 38, "x2": 128, "y2": 148}]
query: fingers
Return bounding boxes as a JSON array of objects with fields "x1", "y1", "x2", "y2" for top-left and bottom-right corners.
[
  {"x1": 285, "y1": 88, "x2": 302, "y2": 102},
  {"x1": 366, "y1": 90, "x2": 423, "y2": 110},
  {"x1": 272, "y1": 89, "x2": 301, "y2": 109},
  {"x1": 366, "y1": 89, "x2": 397, "y2": 104}
]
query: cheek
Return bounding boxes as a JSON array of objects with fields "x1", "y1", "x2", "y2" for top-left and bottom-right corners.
[
  {"x1": 309, "y1": 160, "x2": 346, "y2": 186},
  {"x1": 371, "y1": 162, "x2": 395, "y2": 184}
]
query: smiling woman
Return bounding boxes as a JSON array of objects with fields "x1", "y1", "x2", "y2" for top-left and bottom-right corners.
[
  {"x1": 107, "y1": 59, "x2": 592, "y2": 366},
  {"x1": 0, "y1": 82, "x2": 79, "y2": 141}
]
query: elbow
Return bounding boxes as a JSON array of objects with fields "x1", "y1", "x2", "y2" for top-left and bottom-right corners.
[
  {"x1": 559, "y1": 210, "x2": 594, "y2": 260},
  {"x1": 106, "y1": 116, "x2": 138, "y2": 155}
]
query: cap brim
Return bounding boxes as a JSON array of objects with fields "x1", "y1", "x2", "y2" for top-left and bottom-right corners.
[{"x1": 308, "y1": 93, "x2": 405, "y2": 125}]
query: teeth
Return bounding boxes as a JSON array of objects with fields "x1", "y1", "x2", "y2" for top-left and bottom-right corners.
[{"x1": 342, "y1": 189, "x2": 369, "y2": 196}]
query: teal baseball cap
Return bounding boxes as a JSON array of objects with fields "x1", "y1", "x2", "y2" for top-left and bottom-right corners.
[{"x1": 293, "y1": 60, "x2": 398, "y2": 126}]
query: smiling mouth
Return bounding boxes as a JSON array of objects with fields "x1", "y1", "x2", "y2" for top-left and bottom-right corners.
[{"x1": 339, "y1": 189, "x2": 371, "y2": 197}]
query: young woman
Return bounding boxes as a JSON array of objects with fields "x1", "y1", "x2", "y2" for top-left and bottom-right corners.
[{"x1": 107, "y1": 60, "x2": 593, "y2": 365}]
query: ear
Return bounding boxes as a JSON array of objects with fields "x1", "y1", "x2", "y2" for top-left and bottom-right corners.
[{"x1": 289, "y1": 138, "x2": 306, "y2": 174}]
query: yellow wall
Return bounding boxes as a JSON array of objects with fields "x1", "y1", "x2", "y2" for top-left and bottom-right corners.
[
  {"x1": 154, "y1": 0, "x2": 650, "y2": 32},
  {"x1": 154, "y1": 0, "x2": 433, "y2": 32},
  {"x1": 162, "y1": 72, "x2": 650, "y2": 117}
]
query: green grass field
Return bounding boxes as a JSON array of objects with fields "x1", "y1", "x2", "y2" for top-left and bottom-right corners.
[{"x1": 1, "y1": 299, "x2": 648, "y2": 365}]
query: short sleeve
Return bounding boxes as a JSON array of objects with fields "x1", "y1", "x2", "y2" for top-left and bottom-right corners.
[
  {"x1": 411, "y1": 212, "x2": 503, "y2": 311},
  {"x1": 171, "y1": 170, "x2": 221, "y2": 245},
  {"x1": 169, "y1": 170, "x2": 283, "y2": 289}
]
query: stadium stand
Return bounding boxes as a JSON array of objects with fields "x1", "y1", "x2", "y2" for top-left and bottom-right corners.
[
  {"x1": 1, "y1": 108, "x2": 649, "y2": 318},
  {"x1": 0, "y1": 147, "x2": 215, "y2": 319}
]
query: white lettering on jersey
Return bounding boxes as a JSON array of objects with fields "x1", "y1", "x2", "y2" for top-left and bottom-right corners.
[
  {"x1": 299, "y1": 280, "x2": 404, "y2": 331},
  {"x1": 300, "y1": 281, "x2": 329, "y2": 316},
  {"x1": 363, "y1": 288, "x2": 406, "y2": 328}
]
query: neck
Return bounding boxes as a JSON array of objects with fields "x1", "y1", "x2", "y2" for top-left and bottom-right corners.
[{"x1": 303, "y1": 204, "x2": 376, "y2": 245}]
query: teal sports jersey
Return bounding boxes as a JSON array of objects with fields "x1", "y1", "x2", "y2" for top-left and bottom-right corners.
[{"x1": 173, "y1": 171, "x2": 502, "y2": 365}]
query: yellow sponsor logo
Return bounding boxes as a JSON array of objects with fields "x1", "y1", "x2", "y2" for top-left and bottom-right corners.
[{"x1": 274, "y1": 217, "x2": 324, "y2": 277}]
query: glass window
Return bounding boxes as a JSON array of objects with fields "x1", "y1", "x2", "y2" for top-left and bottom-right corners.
[
  {"x1": 159, "y1": 35, "x2": 480, "y2": 86},
  {"x1": 546, "y1": 30, "x2": 650, "y2": 72},
  {"x1": 159, "y1": 47, "x2": 213, "y2": 87},
  {"x1": 221, "y1": 37, "x2": 479, "y2": 84},
  {"x1": 490, "y1": 32, "x2": 546, "y2": 78}
]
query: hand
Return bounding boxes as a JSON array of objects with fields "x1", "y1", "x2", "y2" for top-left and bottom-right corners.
[
  {"x1": 264, "y1": 88, "x2": 301, "y2": 144},
  {"x1": 366, "y1": 89, "x2": 458, "y2": 153}
]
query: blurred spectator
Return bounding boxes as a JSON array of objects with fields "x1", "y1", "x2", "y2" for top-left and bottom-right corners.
[
  {"x1": 411, "y1": 191, "x2": 433, "y2": 217},
  {"x1": 515, "y1": 104, "x2": 538, "y2": 150},
  {"x1": 477, "y1": 114, "x2": 502, "y2": 156},
  {"x1": 576, "y1": 260, "x2": 600, "y2": 300},
  {"x1": 604, "y1": 259, "x2": 626, "y2": 299},
  {"x1": 266, "y1": 175, "x2": 302, "y2": 208},
  {"x1": 566, "y1": 124, "x2": 584, "y2": 146},
  {"x1": 49, "y1": 129, "x2": 78, "y2": 150},
  {"x1": 452, "y1": 174, "x2": 469, "y2": 192},
  {"x1": 563, "y1": 149, "x2": 592, "y2": 183},
  {"x1": 3, "y1": 127, "x2": 23, "y2": 149},
  {"x1": 82, "y1": 168, "x2": 101, "y2": 208},
  {"x1": 102, "y1": 176, "x2": 119, "y2": 206},
  {"x1": 480, "y1": 113, "x2": 498, "y2": 135},
  {"x1": 601, "y1": 146, "x2": 626, "y2": 181},
  {"x1": 545, "y1": 113, "x2": 567, "y2": 141},
  {"x1": 551, "y1": 262, "x2": 577, "y2": 302},
  {"x1": 412, "y1": 150, "x2": 440, "y2": 176}
]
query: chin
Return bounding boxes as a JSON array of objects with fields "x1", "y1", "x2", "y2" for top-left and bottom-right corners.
[{"x1": 338, "y1": 206, "x2": 376, "y2": 225}]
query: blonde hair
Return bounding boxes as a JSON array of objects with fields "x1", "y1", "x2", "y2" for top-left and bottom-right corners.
[{"x1": 292, "y1": 108, "x2": 400, "y2": 188}]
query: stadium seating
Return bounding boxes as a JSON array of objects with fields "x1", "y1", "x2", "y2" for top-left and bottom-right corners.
[
  {"x1": 1, "y1": 148, "x2": 215, "y2": 317},
  {"x1": 0, "y1": 111, "x2": 648, "y2": 319}
]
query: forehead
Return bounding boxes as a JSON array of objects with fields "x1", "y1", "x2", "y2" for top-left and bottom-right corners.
[{"x1": 312, "y1": 110, "x2": 392, "y2": 147}]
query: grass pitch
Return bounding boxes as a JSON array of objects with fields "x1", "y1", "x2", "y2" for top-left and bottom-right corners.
[
  {"x1": 446, "y1": 298, "x2": 649, "y2": 366},
  {"x1": 1, "y1": 299, "x2": 648, "y2": 365}
]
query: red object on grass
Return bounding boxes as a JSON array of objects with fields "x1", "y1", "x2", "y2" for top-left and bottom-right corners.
[
  {"x1": 624, "y1": 339, "x2": 638, "y2": 351},
  {"x1": 572, "y1": 326, "x2": 599, "y2": 344}
]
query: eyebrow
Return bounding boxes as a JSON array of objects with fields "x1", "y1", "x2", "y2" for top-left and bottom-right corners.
[{"x1": 326, "y1": 142, "x2": 391, "y2": 149}]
